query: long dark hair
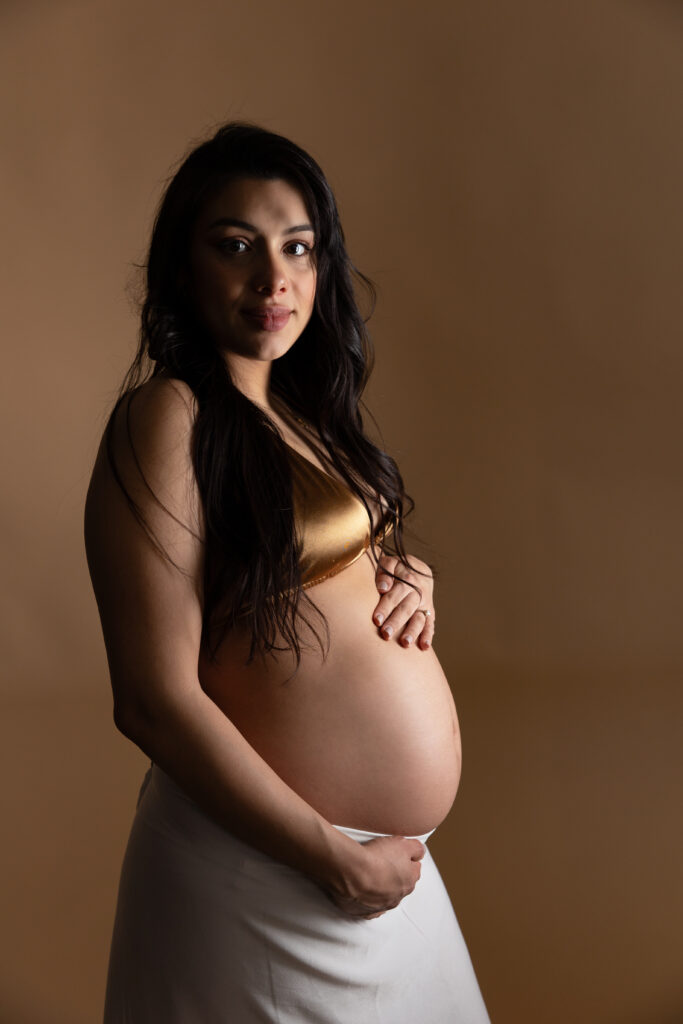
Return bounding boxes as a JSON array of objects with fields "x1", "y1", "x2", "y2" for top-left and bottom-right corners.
[{"x1": 107, "y1": 121, "x2": 415, "y2": 665}]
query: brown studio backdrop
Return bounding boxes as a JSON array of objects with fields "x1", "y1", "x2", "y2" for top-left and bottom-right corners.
[{"x1": 1, "y1": 1, "x2": 681, "y2": 1021}]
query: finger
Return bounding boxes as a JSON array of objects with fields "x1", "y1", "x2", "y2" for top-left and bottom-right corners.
[
  {"x1": 378, "y1": 591, "x2": 423, "y2": 640},
  {"x1": 373, "y1": 587, "x2": 403, "y2": 629},
  {"x1": 417, "y1": 611, "x2": 436, "y2": 651},
  {"x1": 375, "y1": 554, "x2": 398, "y2": 594},
  {"x1": 374, "y1": 574, "x2": 423, "y2": 631},
  {"x1": 404, "y1": 838, "x2": 426, "y2": 860},
  {"x1": 375, "y1": 557, "x2": 416, "y2": 604},
  {"x1": 328, "y1": 894, "x2": 385, "y2": 918},
  {"x1": 397, "y1": 609, "x2": 431, "y2": 648},
  {"x1": 346, "y1": 900, "x2": 397, "y2": 917}
]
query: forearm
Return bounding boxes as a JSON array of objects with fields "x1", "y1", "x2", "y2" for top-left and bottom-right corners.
[{"x1": 117, "y1": 684, "x2": 363, "y2": 893}]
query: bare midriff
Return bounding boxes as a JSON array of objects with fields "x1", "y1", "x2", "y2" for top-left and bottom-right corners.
[{"x1": 198, "y1": 551, "x2": 461, "y2": 837}]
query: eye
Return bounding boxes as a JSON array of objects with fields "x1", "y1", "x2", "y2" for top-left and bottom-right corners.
[
  {"x1": 285, "y1": 240, "x2": 313, "y2": 257},
  {"x1": 217, "y1": 237, "x2": 250, "y2": 255}
]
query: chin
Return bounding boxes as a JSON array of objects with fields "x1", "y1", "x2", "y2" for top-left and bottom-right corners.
[{"x1": 223, "y1": 333, "x2": 300, "y2": 363}]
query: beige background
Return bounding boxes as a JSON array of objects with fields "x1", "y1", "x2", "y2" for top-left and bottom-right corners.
[{"x1": 2, "y1": 1, "x2": 682, "y2": 1021}]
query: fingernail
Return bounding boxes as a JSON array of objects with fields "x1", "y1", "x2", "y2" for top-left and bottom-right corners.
[
  {"x1": 378, "y1": 581, "x2": 389, "y2": 592},
  {"x1": 375, "y1": 613, "x2": 384, "y2": 626},
  {"x1": 403, "y1": 635, "x2": 413, "y2": 646},
  {"x1": 382, "y1": 625, "x2": 393, "y2": 639}
]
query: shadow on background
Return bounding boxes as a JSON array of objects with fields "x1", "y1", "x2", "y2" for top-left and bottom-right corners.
[
  {"x1": 1, "y1": 693, "x2": 147, "y2": 1024},
  {"x1": 618, "y1": 1005, "x2": 683, "y2": 1024}
]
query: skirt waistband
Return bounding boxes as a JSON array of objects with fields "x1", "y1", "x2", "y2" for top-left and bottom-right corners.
[{"x1": 331, "y1": 822, "x2": 436, "y2": 845}]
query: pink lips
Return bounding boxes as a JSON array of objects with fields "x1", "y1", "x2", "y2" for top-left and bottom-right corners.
[{"x1": 242, "y1": 306, "x2": 292, "y2": 332}]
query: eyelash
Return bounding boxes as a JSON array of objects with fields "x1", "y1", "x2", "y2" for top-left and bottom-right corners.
[{"x1": 217, "y1": 238, "x2": 313, "y2": 257}]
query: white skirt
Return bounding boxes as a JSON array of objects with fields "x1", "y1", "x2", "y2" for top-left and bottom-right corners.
[{"x1": 104, "y1": 764, "x2": 490, "y2": 1023}]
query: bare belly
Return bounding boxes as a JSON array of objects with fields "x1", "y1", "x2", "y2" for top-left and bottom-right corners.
[{"x1": 198, "y1": 552, "x2": 461, "y2": 836}]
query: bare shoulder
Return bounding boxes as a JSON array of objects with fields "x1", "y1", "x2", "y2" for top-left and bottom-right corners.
[
  {"x1": 86, "y1": 375, "x2": 202, "y2": 549},
  {"x1": 109, "y1": 376, "x2": 197, "y2": 460},
  {"x1": 129, "y1": 374, "x2": 196, "y2": 423}
]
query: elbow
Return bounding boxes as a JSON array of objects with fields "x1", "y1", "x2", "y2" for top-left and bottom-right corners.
[
  {"x1": 113, "y1": 699, "x2": 148, "y2": 743},
  {"x1": 112, "y1": 683, "x2": 196, "y2": 745},
  {"x1": 112, "y1": 688, "x2": 164, "y2": 744}
]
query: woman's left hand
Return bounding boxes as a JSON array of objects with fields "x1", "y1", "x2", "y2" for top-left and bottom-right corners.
[{"x1": 373, "y1": 554, "x2": 435, "y2": 650}]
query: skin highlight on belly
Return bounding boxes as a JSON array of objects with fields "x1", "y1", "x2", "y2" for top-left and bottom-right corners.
[{"x1": 199, "y1": 554, "x2": 462, "y2": 836}]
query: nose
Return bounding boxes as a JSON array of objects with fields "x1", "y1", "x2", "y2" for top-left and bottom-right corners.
[{"x1": 253, "y1": 247, "x2": 288, "y2": 295}]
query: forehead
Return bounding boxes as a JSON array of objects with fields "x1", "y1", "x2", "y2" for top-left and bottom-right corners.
[{"x1": 196, "y1": 177, "x2": 312, "y2": 231}]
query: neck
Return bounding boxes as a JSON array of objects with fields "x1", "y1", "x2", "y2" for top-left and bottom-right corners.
[{"x1": 224, "y1": 354, "x2": 274, "y2": 412}]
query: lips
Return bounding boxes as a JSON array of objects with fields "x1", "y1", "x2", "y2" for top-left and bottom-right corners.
[{"x1": 242, "y1": 307, "x2": 292, "y2": 332}]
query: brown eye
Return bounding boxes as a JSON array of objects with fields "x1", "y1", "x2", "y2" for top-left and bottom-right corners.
[
  {"x1": 285, "y1": 241, "x2": 312, "y2": 257},
  {"x1": 218, "y1": 238, "x2": 249, "y2": 254}
]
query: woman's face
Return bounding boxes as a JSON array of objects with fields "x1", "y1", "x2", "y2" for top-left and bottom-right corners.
[{"x1": 188, "y1": 177, "x2": 317, "y2": 364}]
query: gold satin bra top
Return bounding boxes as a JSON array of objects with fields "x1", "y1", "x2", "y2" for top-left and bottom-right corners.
[{"x1": 286, "y1": 444, "x2": 392, "y2": 589}]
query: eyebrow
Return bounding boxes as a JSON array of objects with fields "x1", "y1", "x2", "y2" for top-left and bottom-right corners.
[{"x1": 206, "y1": 217, "x2": 314, "y2": 234}]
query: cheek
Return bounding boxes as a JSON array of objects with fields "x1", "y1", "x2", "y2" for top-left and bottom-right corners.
[
  {"x1": 194, "y1": 264, "x2": 239, "y2": 311},
  {"x1": 305, "y1": 269, "x2": 317, "y2": 310}
]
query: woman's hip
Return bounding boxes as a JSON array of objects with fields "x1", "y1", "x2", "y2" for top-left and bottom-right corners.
[{"x1": 104, "y1": 764, "x2": 489, "y2": 1023}]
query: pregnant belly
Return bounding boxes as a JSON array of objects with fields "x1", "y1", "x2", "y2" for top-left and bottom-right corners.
[{"x1": 199, "y1": 559, "x2": 462, "y2": 836}]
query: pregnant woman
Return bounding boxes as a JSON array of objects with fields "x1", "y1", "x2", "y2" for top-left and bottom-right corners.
[{"x1": 85, "y1": 122, "x2": 490, "y2": 1023}]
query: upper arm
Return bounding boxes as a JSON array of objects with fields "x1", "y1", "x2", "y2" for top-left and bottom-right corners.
[{"x1": 84, "y1": 377, "x2": 205, "y2": 728}]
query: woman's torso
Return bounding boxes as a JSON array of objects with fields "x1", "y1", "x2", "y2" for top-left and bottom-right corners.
[{"x1": 199, "y1": 429, "x2": 461, "y2": 837}]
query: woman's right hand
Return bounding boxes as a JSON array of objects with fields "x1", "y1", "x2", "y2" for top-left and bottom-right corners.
[{"x1": 325, "y1": 835, "x2": 426, "y2": 919}]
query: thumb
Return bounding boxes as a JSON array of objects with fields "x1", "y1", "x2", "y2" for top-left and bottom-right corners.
[{"x1": 404, "y1": 838, "x2": 426, "y2": 861}]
